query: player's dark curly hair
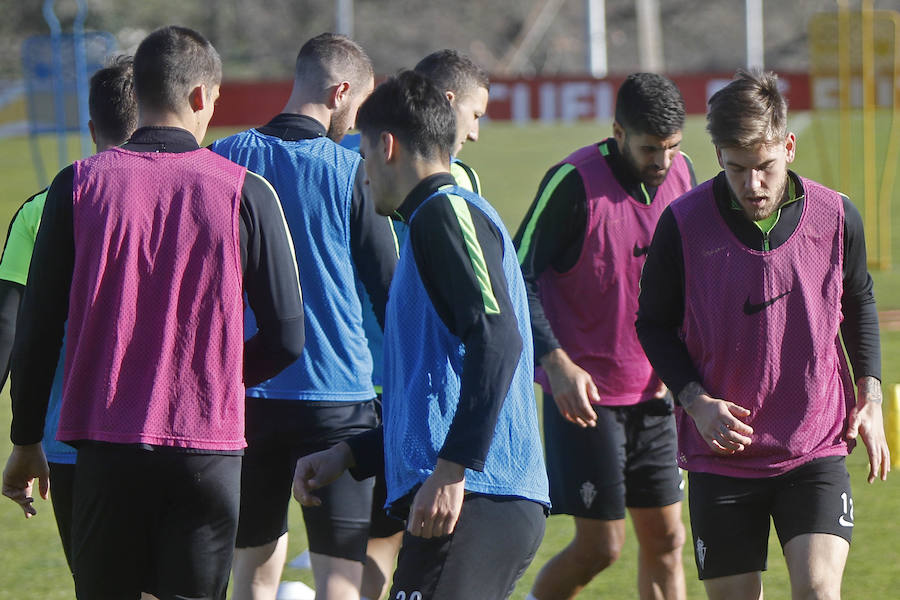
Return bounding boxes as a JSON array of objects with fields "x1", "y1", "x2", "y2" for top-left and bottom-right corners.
[
  {"x1": 134, "y1": 25, "x2": 221, "y2": 114},
  {"x1": 89, "y1": 55, "x2": 137, "y2": 146},
  {"x1": 414, "y1": 49, "x2": 490, "y2": 96},
  {"x1": 706, "y1": 69, "x2": 787, "y2": 149},
  {"x1": 357, "y1": 70, "x2": 456, "y2": 162},
  {"x1": 615, "y1": 72, "x2": 685, "y2": 138}
]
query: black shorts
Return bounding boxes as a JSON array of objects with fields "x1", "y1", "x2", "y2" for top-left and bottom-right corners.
[
  {"x1": 389, "y1": 495, "x2": 546, "y2": 600},
  {"x1": 687, "y1": 455, "x2": 853, "y2": 580},
  {"x1": 72, "y1": 445, "x2": 241, "y2": 600},
  {"x1": 543, "y1": 394, "x2": 683, "y2": 520},
  {"x1": 236, "y1": 398, "x2": 378, "y2": 562},
  {"x1": 49, "y1": 461, "x2": 76, "y2": 571}
]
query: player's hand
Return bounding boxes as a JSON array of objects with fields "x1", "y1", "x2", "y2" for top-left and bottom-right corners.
[
  {"x1": 653, "y1": 379, "x2": 669, "y2": 399},
  {"x1": 407, "y1": 459, "x2": 465, "y2": 539},
  {"x1": 292, "y1": 442, "x2": 354, "y2": 506},
  {"x1": 679, "y1": 382, "x2": 753, "y2": 455},
  {"x1": 2, "y1": 443, "x2": 50, "y2": 518},
  {"x1": 846, "y1": 377, "x2": 890, "y2": 483},
  {"x1": 541, "y1": 348, "x2": 599, "y2": 428}
]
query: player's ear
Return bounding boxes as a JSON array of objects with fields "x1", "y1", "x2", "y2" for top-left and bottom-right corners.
[
  {"x1": 715, "y1": 146, "x2": 725, "y2": 169},
  {"x1": 330, "y1": 81, "x2": 351, "y2": 109},
  {"x1": 381, "y1": 131, "x2": 396, "y2": 163},
  {"x1": 784, "y1": 132, "x2": 796, "y2": 164},
  {"x1": 612, "y1": 121, "x2": 626, "y2": 146},
  {"x1": 445, "y1": 90, "x2": 455, "y2": 105},
  {"x1": 188, "y1": 84, "x2": 207, "y2": 112},
  {"x1": 88, "y1": 120, "x2": 97, "y2": 146}
]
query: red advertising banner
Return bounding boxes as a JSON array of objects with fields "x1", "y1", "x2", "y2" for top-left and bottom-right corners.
[{"x1": 211, "y1": 73, "x2": 812, "y2": 128}]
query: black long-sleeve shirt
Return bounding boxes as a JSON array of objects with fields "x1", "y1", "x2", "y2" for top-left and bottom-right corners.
[
  {"x1": 636, "y1": 170, "x2": 881, "y2": 398},
  {"x1": 348, "y1": 172, "x2": 523, "y2": 479},
  {"x1": 256, "y1": 114, "x2": 397, "y2": 326},
  {"x1": 10, "y1": 126, "x2": 305, "y2": 446},
  {"x1": 513, "y1": 138, "x2": 696, "y2": 359}
]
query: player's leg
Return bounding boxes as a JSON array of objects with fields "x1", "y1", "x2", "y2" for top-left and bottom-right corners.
[
  {"x1": 529, "y1": 395, "x2": 628, "y2": 600},
  {"x1": 71, "y1": 445, "x2": 152, "y2": 599},
  {"x1": 300, "y1": 400, "x2": 379, "y2": 600},
  {"x1": 232, "y1": 399, "x2": 298, "y2": 600},
  {"x1": 309, "y1": 551, "x2": 366, "y2": 600},
  {"x1": 361, "y1": 471, "x2": 404, "y2": 600},
  {"x1": 702, "y1": 573, "x2": 763, "y2": 600},
  {"x1": 630, "y1": 504, "x2": 686, "y2": 600},
  {"x1": 48, "y1": 461, "x2": 76, "y2": 571},
  {"x1": 624, "y1": 396, "x2": 686, "y2": 600},
  {"x1": 150, "y1": 453, "x2": 241, "y2": 600},
  {"x1": 361, "y1": 533, "x2": 402, "y2": 600},
  {"x1": 232, "y1": 535, "x2": 289, "y2": 600},
  {"x1": 783, "y1": 534, "x2": 848, "y2": 600},
  {"x1": 361, "y1": 398, "x2": 404, "y2": 600},
  {"x1": 301, "y1": 467, "x2": 373, "y2": 600},
  {"x1": 687, "y1": 471, "x2": 772, "y2": 600},
  {"x1": 531, "y1": 517, "x2": 627, "y2": 599},
  {"x1": 390, "y1": 495, "x2": 546, "y2": 600},
  {"x1": 772, "y1": 456, "x2": 853, "y2": 600}
]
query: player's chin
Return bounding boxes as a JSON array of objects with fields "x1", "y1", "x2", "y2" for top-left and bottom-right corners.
[{"x1": 644, "y1": 171, "x2": 668, "y2": 187}]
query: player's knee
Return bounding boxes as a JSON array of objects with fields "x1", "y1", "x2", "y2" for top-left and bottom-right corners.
[
  {"x1": 572, "y1": 538, "x2": 622, "y2": 574},
  {"x1": 792, "y1": 571, "x2": 842, "y2": 600},
  {"x1": 639, "y1": 518, "x2": 686, "y2": 560}
]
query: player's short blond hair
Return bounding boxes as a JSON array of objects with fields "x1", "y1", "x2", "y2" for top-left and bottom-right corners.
[{"x1": 706, "y1": 69, "x2": 787, "y2": 150}]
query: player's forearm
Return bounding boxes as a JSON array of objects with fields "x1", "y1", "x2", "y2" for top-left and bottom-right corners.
[
  {"x1": 856, "y1": 376, "x2": 882, "y2": 405},
  {"x1": 243, "y1": 314, "x2": 305, "y2": 387}
]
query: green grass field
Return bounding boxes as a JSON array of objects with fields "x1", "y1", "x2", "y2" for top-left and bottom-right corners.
[{"x1": 1, "y1": 115, "x2": 899, "y2": 599}]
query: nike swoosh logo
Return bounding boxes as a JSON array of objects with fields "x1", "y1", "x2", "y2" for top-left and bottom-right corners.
[
  {"x1": 839, "y1": 515, "x2": 854, "y2": 527},
  {"x1": 633, "y1": 242, "x2": 650, "y2": 257},
  {"x1": 743, "y1": 290, "x2": 792, "y2": 315}
]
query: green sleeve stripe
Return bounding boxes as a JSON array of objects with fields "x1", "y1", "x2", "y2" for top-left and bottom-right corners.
[
  {"x1": 516, "y1": 163, "x2": 577, "y2": 264},
  {"x1": 680, "y1": 150, "x2": 693, "y2": 166},
  {"x1": 598, "y1": 140, "x2": 611, "y2": 156},
  {"x1": 451, "y1": 159, "x2": 481, "y2": 195},
  {"x1": 447, "y1": 194, "x2": 501, "y2": 315},
  {"x1": 388, "y1": 217, "x2": 399, "y2": 256}
]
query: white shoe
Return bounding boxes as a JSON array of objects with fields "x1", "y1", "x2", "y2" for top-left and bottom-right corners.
[{"x1": 276, "y1": 580, "x2": 315, "y2": 600}]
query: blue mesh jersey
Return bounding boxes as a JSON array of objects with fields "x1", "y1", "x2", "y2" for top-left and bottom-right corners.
[
  {"x1": 211, "y1": 130, "x2": 375, "y2": 401},
  {"x1": 382, "y1": 185, "x2": 549, "y2": 506},
  {"x1": 341, "y1": 132, "x2": 478, "y2": 390}
]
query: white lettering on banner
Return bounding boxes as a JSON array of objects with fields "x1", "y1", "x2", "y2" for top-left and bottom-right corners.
[
  {"x1": 560, "y1": 82, "x2": 593, "y2": 121},
  {"x1": 540, "y1": 82, "x2": 556, "y2": 122},
  {"x1": 512, "y1": 83, "x2": 531, "y2": 122},
  {"x1": 524, "y1": 81, "x2": 615, "y2": 122},
  {"x1": 594, "y1": 82, "x2": 614, "y2": 122}
]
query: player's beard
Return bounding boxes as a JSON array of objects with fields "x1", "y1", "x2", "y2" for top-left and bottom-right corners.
[
  {"x1": 735, "y1": 175, "x2": 788, "y2": 222},
  {"x1": 327, "y1": 104, "x2": 352, "y2": 142},
  {"x1": 621, "y1": 138, "x2": 670, "y2": 188}
]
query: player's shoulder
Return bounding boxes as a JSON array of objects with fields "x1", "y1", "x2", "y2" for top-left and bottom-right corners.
[
  {"x1": 16, "y1": 188, "x2": 49, "y2": 224},
  {"x1": 450, "y1": 158, "x2": 481, "y2": 195}
]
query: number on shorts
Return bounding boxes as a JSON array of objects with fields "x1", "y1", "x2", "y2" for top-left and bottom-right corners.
[
  {"x1": 841, "y1": 491, "x2": 854, "y2": 522},
  {"x1": 395, "y1": 592, "x2": 423, "y2": 600}
]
